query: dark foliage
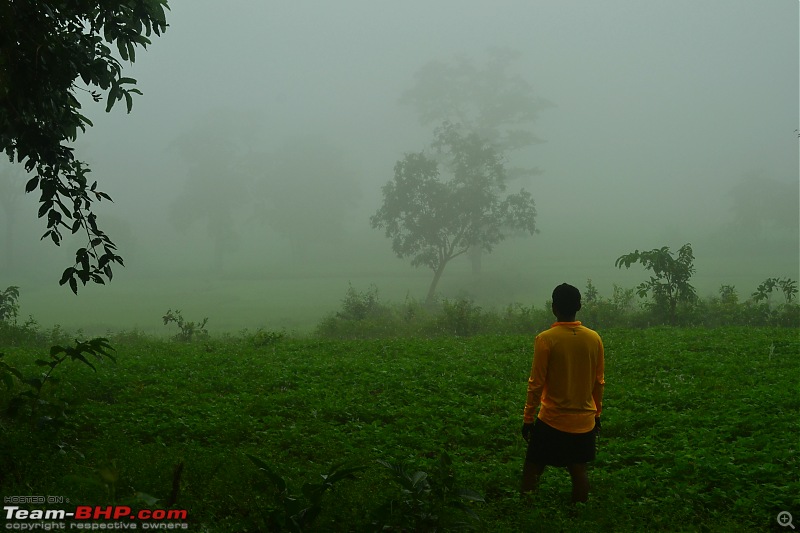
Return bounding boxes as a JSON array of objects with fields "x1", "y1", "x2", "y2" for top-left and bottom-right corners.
[{"x1": 0, "y1": 1, "x2": 169, "y2": 291}]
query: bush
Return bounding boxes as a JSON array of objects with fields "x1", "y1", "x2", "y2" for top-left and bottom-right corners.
[
  {"x1": 0, "y1": 286, "x2": 20, "y2": 323},
  {"x1": 315, "y1": 285, "x2": 400, "y2": 339},
  {"x1": 162, "y1": 309, "x2": 209, "y2": 342},
  {"x1": 312, "y1": 278, "x2": 799, "y2": 340},
  {"x1": 252, "y1": 328, "x2": 286, "y2": 347},
  {"x1": 582, "y1": 281, "x2": 641, "y2": 329},
  {"x1": 436, "y1": 298, "x2": 484, "y2": 336}
]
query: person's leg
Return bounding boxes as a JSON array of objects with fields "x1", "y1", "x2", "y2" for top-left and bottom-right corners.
[
  {"x1": 566, "y1": 463, "x2": 589, "y2": 503},
  {"x1": 520, "y1": 461, "x2": 546, "y2": 494}
]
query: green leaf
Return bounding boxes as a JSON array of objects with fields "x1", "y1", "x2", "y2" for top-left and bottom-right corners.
[
  {"x1": 134, "y1": 492, "x2": 160, "y2": 507},
  {"x1": 50, "y1": 345, "x2": 65, "y2": 357},
  {"x1": 455, "y1": 488, "x2": 485, "y2": 502},
  {"x1": 70, "y1": 352, "x2": 97, "y2": 371},
  {"x1": 38, "y1": 201, "x2": 52, "y2": 218},
  {"x1": 0, "y1": 361, "x2": 22, "y2": 381},
  {"x1": 447, "y1": 500, "x2": 481, "y2": 521},
  {"x1": 25, "y1": 176, "x2": 39, "y2": 193},
  {"x1": 117, "y1": 39, "x2": 128, "y2": 61},
  {"x1": 246, "y1": 454, "x2": 287, "y2": 492},
  {"x1": 24, "y1": 377, "x2": 43, "y2": 390},
  {"x1": 105, "y1": 87, "x2": 119, "y2": 112}
]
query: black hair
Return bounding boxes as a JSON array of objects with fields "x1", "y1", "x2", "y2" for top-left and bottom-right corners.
[{"x1": 552, "y1": 283, "x2": 581, "y2": 316}]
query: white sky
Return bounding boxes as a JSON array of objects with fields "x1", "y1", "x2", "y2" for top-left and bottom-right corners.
[{"x1": 5, "y1": 0, "x2": 799, "y2": 331}]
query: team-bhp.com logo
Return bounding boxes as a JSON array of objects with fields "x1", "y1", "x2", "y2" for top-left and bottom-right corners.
[{"x1": 4, "y1": 505, "x2": 188, "y2": 530}]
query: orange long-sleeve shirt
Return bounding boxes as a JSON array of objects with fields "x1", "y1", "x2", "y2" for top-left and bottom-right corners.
[{"x1": 523, "y1": 321, "x2": 605, "y2": 433}]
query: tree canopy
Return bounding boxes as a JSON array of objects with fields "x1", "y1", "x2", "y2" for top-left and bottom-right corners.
[
  {"x1": 400, "y1": 48, "x2": 550, "y2": 172},
  {"x1": 0, "y1": 1, "x2": 169, "y2": 292},
  {"x1": 400, "y1": 49, "x2": 548, "y2": 275},
  {"x1": 371, "y1": 123, "x2": 537, "y2": 305}
]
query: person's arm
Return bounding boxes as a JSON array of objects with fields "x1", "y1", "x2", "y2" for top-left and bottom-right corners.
[
  {"x1": 523, "y1": 336, "x2": 549, "y2": 423},
  {"x1": 592, "y1": 338, "x2": 605, "y2": 418}
]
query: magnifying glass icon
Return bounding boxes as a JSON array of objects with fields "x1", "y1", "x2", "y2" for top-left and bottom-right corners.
[{"x1": 778, "y1": 511, "x2": 795, "y2": 529}]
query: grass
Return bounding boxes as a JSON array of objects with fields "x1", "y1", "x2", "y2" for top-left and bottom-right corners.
[{"x1": 1, "y1": 326, "x2": 798, "y2": 531}]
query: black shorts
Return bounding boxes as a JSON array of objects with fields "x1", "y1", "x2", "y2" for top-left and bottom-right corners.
[{"x1": 525, "y1": 418, "x2": 597, "y2": 467}]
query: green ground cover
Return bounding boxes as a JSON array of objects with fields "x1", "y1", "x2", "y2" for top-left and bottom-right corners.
[{"x1": 1, "y1": 327, "x2": 798, "y2": 531}]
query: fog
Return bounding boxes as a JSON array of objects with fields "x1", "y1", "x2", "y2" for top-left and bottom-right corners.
[{"x1": 2, "y1": 0, "x2": 798, "y2": 333}]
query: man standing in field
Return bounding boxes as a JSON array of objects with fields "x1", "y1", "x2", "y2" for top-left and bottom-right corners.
[{"x1": 521, "y1": 283, "x2": 605, "y2": 503}]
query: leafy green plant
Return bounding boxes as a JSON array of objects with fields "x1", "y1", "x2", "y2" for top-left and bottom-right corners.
[
  {"x1": 315, "y1": 284, "x2": 401, "y2": 338},
  {"x1": 162, "y1": 309, "x2": 208, "y2": 341},
  {"x1": 246, "y1": 454, "x2": 367, "y2": 532},
  {"x1": 752, "y1": 277, "x2": 798, "y2": 304},
  {"x1": 0, "y1": 328, "x2": 797, "y2": 531},
  {"x1": 337, "y1": 283, "x2": 386, "y2": 321},
  {"x1": 581, "y1": 280, "x2": 640, "y2": 329},
  {"x1": 0, "y1": 286, "x2": 20, "y2": 323},
  {"x1": 437, "y1": 298, "x2": 484, "y2": 336},
  {"x1": 0, "y1": 353, "x2": 23, "y2": 391},
  {"x1": 5, "y1": 337, "x2": 115, "y2": 430},
  {"x1": 253, "y1": 328, "x2": 286, "y2": 347},
  {"x1": 3, "y1": 2, "x2": 170, "y2": 290},
  {"x1": 615, "y1": 243, "x2": 697, "y2": 324},
  {"x1": 743, "y1": 278, "x2": 800, "y2": 327},
  {"x1": 375, "y1": 452, "x2": 484, "y2": 532}
]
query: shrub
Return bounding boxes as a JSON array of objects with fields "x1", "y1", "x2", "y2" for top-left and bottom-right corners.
[
  {"x1": 374, "y1": 452, "x2": 484, "y2": 531},
  {"x1": 246, "y1": 454, "x2": 367, "y2": 532},
  {"x1": 2, "y1": 338, "x2": 115, "y2": 431},
  {"x1": 0, "y1": 286, "x2": 20, "y2": 323},
  {"x1": 337, "y1": 284, "x2": 386, "y2": 321},
  {"x1": 162, "y1": 309, "x2": 208, "y2": 341},
  {"x1": 581, "y1": 281, "x2": 641, "y2": 329},
  {"x1": 315, "y1": 285, "x2": 399, "y2": 339},
  {"x1": 252, "y1": 328, "x2": 286, "y2": 347},
  {"x1": 436, "y1": 298, "x2": 484, "y2": 336}
]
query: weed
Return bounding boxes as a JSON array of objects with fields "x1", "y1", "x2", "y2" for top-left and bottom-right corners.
[
  {"x1": 4, "y1": 338, "x2": 115, "y2": 430},
  {"x1": 252, "y1": 328, "x2": 286, "y2": 347},
  {"x1": 437, "y1": 298, "x2": 483, "y2": 336},
  {"x1": 246, "y1": 454, "x2": 367, "y2": 532},
  {"x1": 0, "y1": 286, "x2": 20, "y2": 323},
  {"x1": 374, "y1": 451, "x2": 484, "y2": 531},
  {"x1": 162, "y1": 309, "x2": 209, "y2": 341}
]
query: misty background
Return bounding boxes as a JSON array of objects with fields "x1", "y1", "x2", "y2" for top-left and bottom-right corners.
[{"x1": 1, "y1": 0, "x2": 798, "y2": 334}]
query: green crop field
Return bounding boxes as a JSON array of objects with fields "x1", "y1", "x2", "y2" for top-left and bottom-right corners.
[{"x1": 1, "y1": 327, "x2": 798, "y2": 532}]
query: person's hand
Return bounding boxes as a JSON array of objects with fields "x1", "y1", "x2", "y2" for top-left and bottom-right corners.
[
  {"x1": 522, "y1": 422, "x2": 535, "y2": 442},
  {"x1": 594, "y1": 417, "x2": 602, "y2": 433}
]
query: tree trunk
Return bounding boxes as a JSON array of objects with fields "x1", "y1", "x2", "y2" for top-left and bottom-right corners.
[{"x1": 425, "y1": 261, "x2": 448, "y2": 306}]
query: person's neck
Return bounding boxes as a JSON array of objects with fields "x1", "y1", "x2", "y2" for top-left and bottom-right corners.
[{"x1": 555, "y1": 315, "x2": 577, "y2": 323}]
